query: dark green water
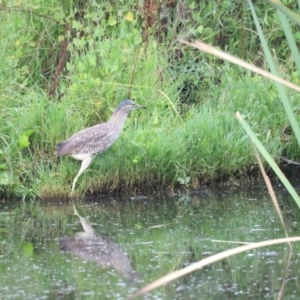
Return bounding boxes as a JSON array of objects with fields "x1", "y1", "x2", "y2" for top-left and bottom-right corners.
[{"x1": 1, "y1": 186, "x2": 300, "y2": 300}]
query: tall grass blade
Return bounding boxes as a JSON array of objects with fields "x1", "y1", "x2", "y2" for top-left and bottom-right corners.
[
  {"x1": 277, "y1": 252, "x2": 292, "y2": 300},
  {"x1": 277, "y1": 11, "x2": 300, "y2": 73},
  {"x1": 265, "y1": 0, "x2": 300, "y2": 25},
  {"x1": 178, "y1": 39, "x2": 300, "y2": 93},
  {"x1": 251, "y1": 144, "x2": 292, "y2": 250},
  {"x1": 236, "y1": 112, "x2": 300, "y2": 208},
  {"x1": 248, "y1": 0, "x2": 300, "y2": 147},
  {"x1": 158, "y1": 89, "x2": 183, "y2": 123},
  {"x1": 128, "y1": 236, "x2": 300, "y2": 299}
]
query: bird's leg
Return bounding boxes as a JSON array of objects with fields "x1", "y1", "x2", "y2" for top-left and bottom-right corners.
[{"x1": 71, "y1": 156, "x2": 93, "y2": 194}]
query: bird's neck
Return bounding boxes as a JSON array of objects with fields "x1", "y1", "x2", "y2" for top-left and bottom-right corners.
[{"x1": 108, "y1": 111, "x2": 130, "y2": 131}]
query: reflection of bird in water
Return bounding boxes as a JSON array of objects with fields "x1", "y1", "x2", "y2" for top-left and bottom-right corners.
[{"x1": 59, "y1": 205, "x2": 138, "y2": 281}]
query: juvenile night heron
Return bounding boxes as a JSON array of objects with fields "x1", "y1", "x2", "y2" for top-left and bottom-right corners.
[{"x1": 55, "y1": 99, "x2": 145, "y2": 193}]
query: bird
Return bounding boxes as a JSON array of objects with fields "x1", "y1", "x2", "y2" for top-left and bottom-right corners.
[{"x1": 54, "y1": 99, "x2": 145, "y2": 194}]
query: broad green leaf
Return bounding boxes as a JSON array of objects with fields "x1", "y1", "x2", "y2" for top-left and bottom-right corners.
[
  {"x1": 0, "y1": 171, "x2": 10, "y2": 185},
  {"x1": 125, "y1": 12, "x2": 134, "y2": 22},
  {"x1": 93, "y1": 77, "x2": 100, "y2": 85},
  {"x1": 22, "y1": 130, "x2": 35, "y2": 137},
  {"x1": 108, "y1": 16, "x2": 117, "y2": 26},
  {"x1": 89, "y1": 56, "x2": 96, "y2": 67},
  {"x1": 78, "y1": 61, "x2": 85, "y2": 72},
  {"x1": 72, "y1": 20, "x2": 82, "y2": 30},
  {"x1": 58, "y1": 35, "x2": 65, "y2": 42},
  {"x1": 18, "y1": 130, "x2": 35, "y2": 149},
  {"x1": 189, "y1": 2, "x2": 196, "y2": 9},
  {"x1": 196, "y1": 25, "x2": 204, "y2": 34},
  {"x1": 19, "y1": 135, "x2": 30, "y2": 149}
]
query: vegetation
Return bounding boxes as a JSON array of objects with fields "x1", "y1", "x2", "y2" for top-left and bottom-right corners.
[{"x1": 1, "y1": 0, "x2": 300, "y2": 199}]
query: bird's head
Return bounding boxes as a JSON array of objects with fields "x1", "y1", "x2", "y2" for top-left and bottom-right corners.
[{"x1": 115, "y1": 99, "x2": 146, "y2": 114}]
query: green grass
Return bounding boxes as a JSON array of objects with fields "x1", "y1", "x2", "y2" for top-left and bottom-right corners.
[
  {"x1": 0, "y1": 0, "x2": 299, "y2": 199},
  {"x1": 23, "y1": 70, "x2": 292, "y2": 198}
]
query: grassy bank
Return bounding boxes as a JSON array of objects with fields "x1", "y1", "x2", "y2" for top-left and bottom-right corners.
[{"x1": 1, "y1": 0, "x2": 299, "y2": 199}]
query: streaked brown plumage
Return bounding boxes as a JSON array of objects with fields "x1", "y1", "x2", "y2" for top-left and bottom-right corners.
[{"x1": 55, "y1": 99, "x2": 145, "y2": 194}]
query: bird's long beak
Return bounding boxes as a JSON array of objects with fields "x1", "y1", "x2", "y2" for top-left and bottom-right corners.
[{"x1": 134, "y1": 103, "x2": 146, "y2": 109}]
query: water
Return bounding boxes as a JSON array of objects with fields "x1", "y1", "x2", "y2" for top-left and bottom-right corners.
[{"x1": 1, "y1": 185, "x2": 300, "y2": 299}]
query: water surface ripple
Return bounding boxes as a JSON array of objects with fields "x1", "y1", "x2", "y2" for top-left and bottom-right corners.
[{"x1": 1, "y1": 186, "x2": 300, "y2": 299}]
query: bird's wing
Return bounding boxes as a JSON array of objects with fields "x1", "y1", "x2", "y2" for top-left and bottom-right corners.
[{"x1": 55, "y1": 123, "x2": 113, "y2": 156}]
